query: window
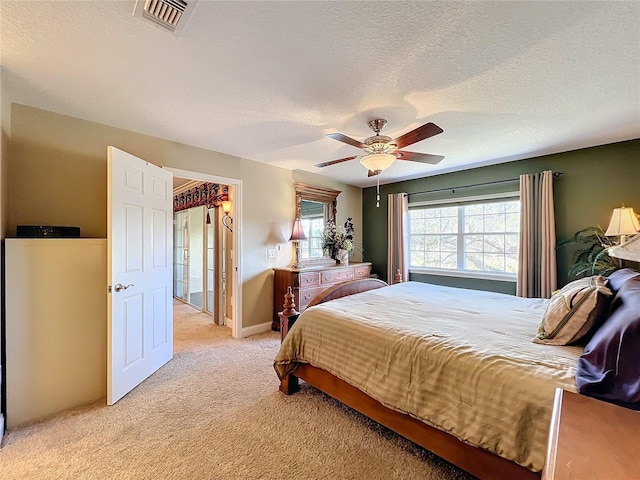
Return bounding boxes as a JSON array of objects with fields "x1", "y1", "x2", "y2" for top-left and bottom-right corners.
[
  {"x1": 300, "y1": 217, "x2": 325, "y2": 259},
  {"x1": 409, "y1": 195, "x2": 520, "y2": 278}
]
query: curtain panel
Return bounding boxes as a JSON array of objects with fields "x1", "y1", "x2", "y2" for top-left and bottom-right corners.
[
  {"x1": 517, "y1": 171, "x2": 557, "y2": 298},
  {"x1": 387, "y1": 193, "x2": 409, "y2": 284}
]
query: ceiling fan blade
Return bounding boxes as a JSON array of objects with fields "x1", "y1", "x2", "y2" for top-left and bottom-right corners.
[
  {"x1": 314, "y1": 156, "x2": 358, "y2": 168},
  {"x1": 367, "y1": 169, "x2": 381, "y2": 177},
  {"x1": 326, "y1": 132, "x2": 365, "y2": 149},
  {"x1": 395, "y1": 151, "x2": 444, "y2": 165},
  {"x1": 392, "y1": 122, "x2": 443, "y2": 149}
]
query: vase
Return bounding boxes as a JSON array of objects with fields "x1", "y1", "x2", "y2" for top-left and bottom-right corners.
[{"x1": 338, "y1": 249, "x2": 349, "y2": 265}]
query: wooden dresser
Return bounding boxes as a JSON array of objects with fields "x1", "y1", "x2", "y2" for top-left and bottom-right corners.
[
  {"x1": 543, "y1": 388, "x2": 640, "y2": 480},
  {"x1": 272, "y1": 262, "x2": 372, "y2": 330}
]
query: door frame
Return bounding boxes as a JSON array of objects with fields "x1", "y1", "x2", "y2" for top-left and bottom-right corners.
[{"x1": 165, "y1": 167, "x2": 242, "y2": 339}]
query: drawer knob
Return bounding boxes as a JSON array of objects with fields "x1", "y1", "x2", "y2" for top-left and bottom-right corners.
[{"x1": 304, "y1": 294, "x2": 312, "y2": 300}]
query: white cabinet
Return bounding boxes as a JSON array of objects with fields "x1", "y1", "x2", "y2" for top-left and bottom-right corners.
[{"x1": 6, "y1": 239, "x2": 107, "y2": 427}]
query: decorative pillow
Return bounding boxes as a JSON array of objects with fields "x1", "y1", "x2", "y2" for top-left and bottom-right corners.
[
  {"x1": 576, "y1": 277, "x2": 640, "y2": 406},
  {"x1": 606, "y1": 268, "x2": 640, "y2": 314},
  {"x1": 533, "y1": 276, "x2": 612, "y2": 345},
  {"x1": 606, "y1": 268, "x2": 640, "y2": 292}
]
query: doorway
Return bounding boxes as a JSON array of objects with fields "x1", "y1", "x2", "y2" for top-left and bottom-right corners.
[
  {"x1": 166, "y1": 167, "x2": 242, "y2": 339},
  {"x1": 172, "y1": 196, "x2": 230, "y2": 325}
]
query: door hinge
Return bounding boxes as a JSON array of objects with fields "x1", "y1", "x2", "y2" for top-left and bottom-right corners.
[{"x1": 107, "y1": 285, "x2": 112, "y2": 293}]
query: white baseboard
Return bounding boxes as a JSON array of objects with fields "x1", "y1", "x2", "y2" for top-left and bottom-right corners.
[{"x1": 240, "y1": 321, "x2": 272, "y2": 338}]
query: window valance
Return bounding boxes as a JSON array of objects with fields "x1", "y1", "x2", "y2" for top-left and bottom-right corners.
[{"x1": 173, "y1": 182, "x2": 229, "y2": 213}]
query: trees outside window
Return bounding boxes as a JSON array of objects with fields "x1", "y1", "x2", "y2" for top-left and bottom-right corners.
[{"x1": 409, "y1": 197, "x2": 520, "y2": 276}]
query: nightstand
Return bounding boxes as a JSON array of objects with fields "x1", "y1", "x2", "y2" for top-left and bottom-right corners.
[{"x1": 543, "y1": 388, "x2": 640, "y2": 479}]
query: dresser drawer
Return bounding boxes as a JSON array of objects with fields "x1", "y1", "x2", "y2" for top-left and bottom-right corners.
[
  {"x1": 299, "y1": 272, "x2": 320, "y2": 288},
  {"x1": 321, "y1": 267, "x2": 354, "y2": 285},
  {"x1": 354, "y1": 265, "x2": 370, "y2": 279},
  {"x1": 299, "y1": 286, "x2": 327, "y2": 310}
]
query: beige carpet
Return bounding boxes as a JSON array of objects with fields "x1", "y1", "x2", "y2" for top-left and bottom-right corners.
[{"x1": 0, "y1": 301, "x2": 475, "y2": 480}]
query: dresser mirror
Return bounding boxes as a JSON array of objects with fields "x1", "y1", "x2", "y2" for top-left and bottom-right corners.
[{"x1": 294, "y1": 182, "x2": 341, "y2": 262}]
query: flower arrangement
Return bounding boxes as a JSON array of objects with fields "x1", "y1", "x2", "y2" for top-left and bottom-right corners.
[{"x1": 322, "y1": 217, "x2": 359, "y2": 259}]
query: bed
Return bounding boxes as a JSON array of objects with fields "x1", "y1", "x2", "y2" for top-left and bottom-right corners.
[{"x1": 274, "y1": 279, "x2": 584, "y2": 480}]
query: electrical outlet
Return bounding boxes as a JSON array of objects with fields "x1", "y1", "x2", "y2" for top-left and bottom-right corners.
[{"x1": 267, "y1": 248, "x2": 277, "y2": 259}]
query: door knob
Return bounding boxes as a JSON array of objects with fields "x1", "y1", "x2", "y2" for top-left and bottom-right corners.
[{"x1": 114, "y1": 283, "x2": 134, "y2": 292}]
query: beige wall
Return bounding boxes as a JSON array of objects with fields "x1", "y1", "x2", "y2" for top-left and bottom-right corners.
[
  {"x1": 8, "y1": 104, "x2": 363, "y2": 329},
  {"x1": 6, "y1": 239, "x2": 107, "y2": 428}
]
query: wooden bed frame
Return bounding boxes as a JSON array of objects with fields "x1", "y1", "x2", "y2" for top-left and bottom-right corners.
[{"x1": 278, "y1": 278, "x2": 540, "y2": 480}]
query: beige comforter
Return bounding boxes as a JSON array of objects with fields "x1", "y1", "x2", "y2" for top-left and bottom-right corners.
[{"x1": 274, "y1": 281, "x2": 582, "y2": 472}]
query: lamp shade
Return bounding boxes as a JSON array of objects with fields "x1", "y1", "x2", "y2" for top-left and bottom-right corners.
[
  {"x1": 360, "y1": 153, "x2": 395, "y2": 173},
  {"x1": 605, "y1": 206, "x2": 640, "y2": 236},
  {"x1": 221, "y1": 200, "x2": 232, "y2": 213},
  {"x1": 289, "y1": 218, "x2": 307, "y2": 242}
]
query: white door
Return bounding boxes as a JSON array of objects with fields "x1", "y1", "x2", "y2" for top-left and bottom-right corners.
[{"x1": 107, "y1": 147, "x2": 173, "y2": 405}]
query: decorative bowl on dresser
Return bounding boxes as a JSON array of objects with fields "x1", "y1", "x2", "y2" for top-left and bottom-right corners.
[{"x1": 272, "y1": 262, "x2": 372, "y2": 330}]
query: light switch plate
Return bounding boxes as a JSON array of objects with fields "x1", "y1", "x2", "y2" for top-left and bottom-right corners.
[{"x1": 267, "y1": 248, "x2": 277, "y2": 259}]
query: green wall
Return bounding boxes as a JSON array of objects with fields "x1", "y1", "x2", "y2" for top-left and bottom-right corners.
[{"x1": 363, "y1": 139, "x2": 640, "y2": 293}]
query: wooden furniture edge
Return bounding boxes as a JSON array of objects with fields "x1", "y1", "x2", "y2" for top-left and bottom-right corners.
[
  {"x1": 282, "y1": 364, "x2": 539, "y2": 480},
  {"x1": 306, "y1": 277, "x2": 388, "y2": 308},
  {"x1": 541, "y1": 388, "x2": 563, "y2": 479},
  {"x1": 541, "y1": 388, "x2": 640, "y2": 479}
]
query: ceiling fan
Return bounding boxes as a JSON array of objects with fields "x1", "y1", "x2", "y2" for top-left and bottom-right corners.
[{"x1": 316, "y1": 119, "x2": 444, "y2": 177}]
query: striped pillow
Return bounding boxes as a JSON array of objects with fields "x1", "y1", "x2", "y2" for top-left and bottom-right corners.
[{"x1": 533, "y1": 276, "x2": 612, "y2": 345}]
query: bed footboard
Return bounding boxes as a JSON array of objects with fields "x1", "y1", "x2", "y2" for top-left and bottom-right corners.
[
  {"x1": 280, "y1": 278, "x2": 387, "y2": 394},
  {"x1": 307, "y1": 278, "x2": 388, "y2": 308}
]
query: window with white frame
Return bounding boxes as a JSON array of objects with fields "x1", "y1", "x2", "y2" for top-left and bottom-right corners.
[
  {"x1": 409, "y1": 194, "x2": 520, "y2": 278},
  {"x1": 300, "y1": 217, "x2": 324, "y2": 259}
]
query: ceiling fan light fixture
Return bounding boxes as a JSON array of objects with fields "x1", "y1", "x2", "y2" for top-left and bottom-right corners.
[
  {"x1": 360, "y1": 153, "x2": 396, "y2": 173},
  {"x1": 322, "y1": 118, "x2": 444, "y2": 176}
]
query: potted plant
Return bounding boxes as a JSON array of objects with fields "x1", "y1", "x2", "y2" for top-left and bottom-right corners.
[{"x1": 559, "y1": 225, "x2": 620, "y2": 279}]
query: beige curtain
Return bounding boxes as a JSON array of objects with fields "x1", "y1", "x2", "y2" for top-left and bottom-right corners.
[
  {"x1": 387, "y1": 193, "x2": 409, "y2": 284},
  {"x1": 517, "y1": 171, "x2": 557, "y2": 298}
]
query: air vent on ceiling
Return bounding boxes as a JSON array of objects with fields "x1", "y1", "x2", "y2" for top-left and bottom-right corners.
[{"x1": 133, "y1": 0, "x2": 198, "y2": 35}]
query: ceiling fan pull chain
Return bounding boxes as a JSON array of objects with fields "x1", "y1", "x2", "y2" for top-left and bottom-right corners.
[{"x1": 376, "y1": 176, "x2": 380, "y2": 208}]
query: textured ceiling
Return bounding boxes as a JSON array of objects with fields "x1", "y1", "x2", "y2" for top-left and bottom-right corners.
[{"x1": 1, "y1": 1, "x2": 639, "y2": 187}]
